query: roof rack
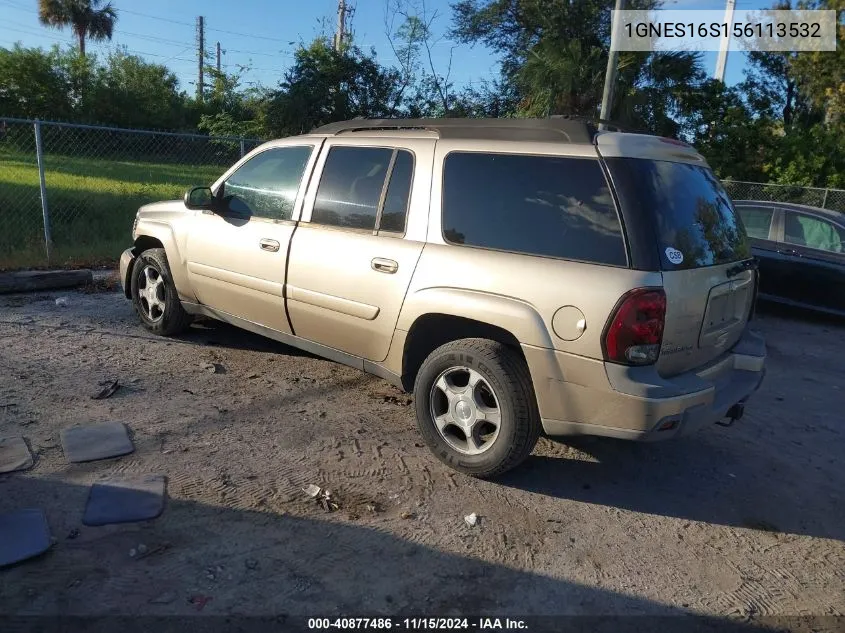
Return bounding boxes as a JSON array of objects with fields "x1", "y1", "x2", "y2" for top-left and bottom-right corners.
[{"x1": 311, "y1": 117, "x2": 599, "y2": 144}]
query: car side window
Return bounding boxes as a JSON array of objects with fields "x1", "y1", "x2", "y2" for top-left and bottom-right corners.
[
  {"x1": 221, "y1": 146, "x2": 313, "y2": 221},
  {"x1": 784, "y1": 212, "x2": 844, "y2": 253},
  {"x1": 442, "y1": 152, "x2": 627, "y2": 266},
  {"x1": 379, "y1": 150, "x2": 414, "y2": 233},
  {"x1": 310, "y1": 146, "x2": 414, "y2": 233},
  {"x1": 738, "y1": 206, "x2": 774, "y2": 239}
]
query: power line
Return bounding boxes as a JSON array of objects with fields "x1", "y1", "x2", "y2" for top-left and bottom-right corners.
[{"x1": 119, "y1": 7, "x2": 291, "y2": 43}]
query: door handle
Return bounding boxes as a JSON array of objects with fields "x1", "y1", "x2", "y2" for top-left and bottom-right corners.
[
  {"x1": 777, "y1": 248, "x2": 800, "y2": 256},
  {"x1": 371, "y1": 258, "x2": 399, "y2": 274},
  {"x1": 259, "y1": 239, "x2": 280, "y2": 252}
]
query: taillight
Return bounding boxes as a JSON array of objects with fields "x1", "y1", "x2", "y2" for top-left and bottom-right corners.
[{"x1": 603, "y1": 288, "x2": 666, "y2": 365}]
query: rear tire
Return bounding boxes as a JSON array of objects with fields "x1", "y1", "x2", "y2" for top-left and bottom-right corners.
[
  {"x1": 413, "y1": 338, "x2": 541, "y2": 478},
  {"x1": 130, "y1": 248, "x2": 192, "y2": 336}
]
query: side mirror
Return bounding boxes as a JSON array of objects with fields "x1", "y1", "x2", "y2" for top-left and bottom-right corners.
[{"x1": 184, "y1": 186, "x2": 214, "y2": 210}]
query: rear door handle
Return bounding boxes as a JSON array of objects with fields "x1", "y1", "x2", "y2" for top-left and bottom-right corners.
[
  {"x1": 259, "y1": 239, "x2": 280, "y2": 252},
  {"x1": 777, "y1": 248, "x2": 800, "y2": 256},
  {"x1": 371, "y1": 258, "x2": 398, "y2": 274}
]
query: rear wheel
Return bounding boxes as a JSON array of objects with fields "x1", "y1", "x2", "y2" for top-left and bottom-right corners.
[
  {"x1": 130, "y1": 248, "x2": 192, "y2": 336},
  {"x1": 413, "y1": 338, "x2": 541, "y2": 478}
]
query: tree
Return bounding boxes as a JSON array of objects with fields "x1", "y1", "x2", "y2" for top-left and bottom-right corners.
[
  {"x1": 263, "y1": 37, "x2": 402, "y2": 137},
  {"x1": 386, "y1": 0, "x2": 457, "y2": 116},
  {"x1": 450, "y1": 0, "x2": 706, "y2": 130},
  {"x1": 790, "y1": 0, "x2": 845, "y2": 123},
  {"x1": 0, "y1": 45, "x2": 75, "y2": 119},
  {"x1": 85, "y1": 50, "x2": 191, "y2": 129},
  {"x1": 38, "y1": 0, "x2": 118, "y2": 58}
]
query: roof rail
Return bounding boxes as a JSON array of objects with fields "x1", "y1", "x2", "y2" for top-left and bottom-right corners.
[{"x1": 311, "y1": 117, "x2": 599, "y2": 144}]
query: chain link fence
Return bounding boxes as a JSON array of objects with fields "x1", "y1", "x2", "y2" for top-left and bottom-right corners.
[
  {"x1": 0, "y1": 117, "x2": 263, "y2": 270},
  {"x1": 3, "y1": 118, "x2": 845, "y2": 271},
  {"x1": 722, "y1": 179, "x2": 845, "y2": 214}
]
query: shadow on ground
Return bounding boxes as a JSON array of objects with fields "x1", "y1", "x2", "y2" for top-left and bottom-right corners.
[{"x1": 0, "y1": 476, "x2": 801, "y2": 632}]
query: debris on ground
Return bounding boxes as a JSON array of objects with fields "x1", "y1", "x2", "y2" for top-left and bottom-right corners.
[
  {"x1": 400, "y1": 511, "x2": 415, "y2": 520},
  {"x1": 55, "y1": 297, "x2": 68, "y2": 307},
  {"x1": 303, "y1": 484, "x2": 322, "y2": 498},
  {"x1": 302, "y1": 484, "x2": 339, "y2": 511},
  {"x1": 464, "y1": 513, "x2": 479, "y2": 527},
  {"x1": 91, "y1": 379, "x2": 121, "y2": 400},
  {"x1": 199, "y1": 362, "x2": 217, "y2": 373},
  {"x1": 188, "y1": 595, "x2": 213, "y2": 611},
  {"x1": 80, "y1": 274, "x2": 120, "y2": 294},
  {"x1": 66, "y1": 528, "x2": 79, "y2": 540},
  {"x1": 245, "y1": 558, "x2": 259, "y2": 570},
  {"x1": 131, "y1": 542, "x2": 171, "y2": 561}
]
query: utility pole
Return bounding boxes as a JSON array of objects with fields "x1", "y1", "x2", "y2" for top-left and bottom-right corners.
[
  {"x1": 599, "y1": 0, "x2": 625, "y2": 129},
  {"x1": 714, "y1": 0, "x2": 736, "y2": 82},
  {"x1": 334, "y1": 0, "x2": 346, "y2": 51},
  {"x1": 196, "y1": 16, "x2": 205, "y2": 102},
  {"x1": 216, "y1": 41, "x2": 221, "y2": 72}
]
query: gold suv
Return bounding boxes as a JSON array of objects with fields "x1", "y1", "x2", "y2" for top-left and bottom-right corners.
[{"x1": 119, "y1": 118, "x2": 766, "y2": 477}]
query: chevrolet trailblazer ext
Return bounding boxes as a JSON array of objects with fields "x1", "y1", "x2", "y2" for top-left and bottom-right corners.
[{"x1": 119, "y1": 117, "x2": 766, "y2": 477}]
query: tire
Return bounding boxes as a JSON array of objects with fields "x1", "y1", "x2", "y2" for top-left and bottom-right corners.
[
  {"x1": 130, "y1": 248, "x2": 192, "y2": 336},
  {"x1": 413, "y1": 338, "x2": 541, "y2": 478}
]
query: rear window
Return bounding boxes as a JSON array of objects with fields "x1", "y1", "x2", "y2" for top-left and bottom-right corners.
[
  {"x1": 606, "y1": 158, "x2": 751, "y2": 270},
  {"x1": 442, "y1": 152, "x2": 627, "y2": 266}
]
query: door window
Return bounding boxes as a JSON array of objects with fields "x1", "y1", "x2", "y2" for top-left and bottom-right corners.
[
  {"x1": 221, "y1": 146, "x2": 313, "y2": 220},
  {"x1": 737, "y1": 206, "x2": 774, "y2": 239},
  {"x1": 784, "y1": 212, "x2": 844, "y2": 253},
  {"x1": 311, "y1": 146, "x2": 414, "y2": 232}
]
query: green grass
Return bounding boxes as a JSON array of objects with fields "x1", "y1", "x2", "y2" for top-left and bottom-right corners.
[{"x1": 0, "y1": 152, "x2": 224, "y2": 270}]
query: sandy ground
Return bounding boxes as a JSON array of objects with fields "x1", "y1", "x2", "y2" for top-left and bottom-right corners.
[{"x1": 0, "y1": 284, "x2": 844, "y2": 626}]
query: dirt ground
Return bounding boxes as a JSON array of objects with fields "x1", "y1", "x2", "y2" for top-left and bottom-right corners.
[{"x1": 1, "y1": 283, "x2": 844, "y2": 624}]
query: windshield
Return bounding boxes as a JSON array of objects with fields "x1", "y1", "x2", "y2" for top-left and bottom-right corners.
[{"x1": 606, "y1": 158, "x2": 751, "y2": 270}]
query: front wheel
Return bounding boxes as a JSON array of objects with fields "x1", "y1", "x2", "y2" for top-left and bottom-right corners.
[
  {"x1": 130, "y1": 248, "x2": 192, "y2": 336},
  {"x1": 413, "y1": 338, "x2": 541, "y2": 478}
]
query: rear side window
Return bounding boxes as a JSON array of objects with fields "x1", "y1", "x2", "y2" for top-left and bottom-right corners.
[
  {"x1": 311, "y1": 146, "x2": 414, "y2": 232},
  {"x1": 784, "y1": 212, "x2": 844, "y2": 253},
  {"x1": 379, "y1": 150, "x2": 413, "y2": 233},
  {"x1": 442, "y1": 152, "x2": 627, "y2": 266},
  {"x1": 737, "y1": 206, "x2": 774, "y2": 239},
  {"x1": 312, "y1": 147, "x2": 392, "y2": 230},
  {"x1": 606, "y1": 158, "x2": 751, "y2": 270}
]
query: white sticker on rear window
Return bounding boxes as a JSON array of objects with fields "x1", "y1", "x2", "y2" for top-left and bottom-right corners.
[{"x1": 665, "y1": 247, "x2": 684, "y2": 265}]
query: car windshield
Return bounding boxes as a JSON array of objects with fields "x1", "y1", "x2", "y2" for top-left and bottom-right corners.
[{"x1": 606, "y1": 158, "x2": 751, "y2": 270}]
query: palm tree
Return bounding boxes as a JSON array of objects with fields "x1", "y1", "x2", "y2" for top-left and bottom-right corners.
[{"x1": 38, "y1": 0, "x2": 118, "y2": 57}]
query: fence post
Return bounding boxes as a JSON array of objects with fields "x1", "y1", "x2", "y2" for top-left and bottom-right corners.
[
  {"x1": 822, "y1": 188, "x2": 829, "y2": 209},
  {"x1": 240, "y1": 137, "x2": 245, "y2": 158},
  {"x1": 33, "y1": 119, "x2": 52, "y2": 266}
]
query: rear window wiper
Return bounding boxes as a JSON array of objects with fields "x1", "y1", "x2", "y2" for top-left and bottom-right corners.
[{"x1": 726, "y1": 258, "x2": 758, "y2": 278}]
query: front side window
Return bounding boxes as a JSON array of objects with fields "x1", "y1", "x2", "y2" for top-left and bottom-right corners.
[
  {"x1": 222, "y1": 146, "x2": 313, "y2": 220},
  {"x1": 784, "y1": 212, "x2": 844, "y2": 253},
  {"x1": 442, "y1": 152, "x2": 627, "y2": 266},
  {"x1": 737, "y1": 206, "x2": 775, "y2": 240}
]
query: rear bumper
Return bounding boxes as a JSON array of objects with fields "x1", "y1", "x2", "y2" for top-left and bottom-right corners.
[
  {"x1": 119, "y1": 248, "x2": 135, "y2": 299},
  {"x1": 525, "y1": 327, "x2": 766, "y2": 441}
]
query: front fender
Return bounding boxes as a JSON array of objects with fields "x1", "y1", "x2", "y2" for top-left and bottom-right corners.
[
  {"x1": 396, "y1": 287, "x2": 555, "y2": 349},
  {"x1": 134, "y1": 218, "x2": 197, "y2": 303}
]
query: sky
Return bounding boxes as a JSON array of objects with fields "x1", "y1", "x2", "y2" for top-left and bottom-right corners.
[{"x1": 1, "y1": 0, "x2": 774, "y2": 98}]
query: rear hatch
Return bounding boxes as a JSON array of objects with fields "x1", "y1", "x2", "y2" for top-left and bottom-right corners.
[{"x1": 599, "y1": 135, "x2": 755, "y2": 377}]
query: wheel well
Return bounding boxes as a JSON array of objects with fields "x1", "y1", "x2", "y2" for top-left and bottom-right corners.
[
  {"x1": 401, "y1": 314, "x2": 524, "y2": 391},
  {"x1": 133, "y1": 235, "x2": 164, "y2": 255}
]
